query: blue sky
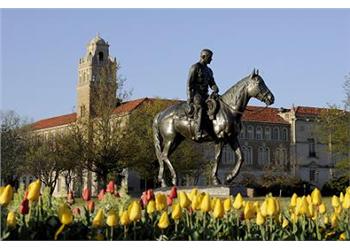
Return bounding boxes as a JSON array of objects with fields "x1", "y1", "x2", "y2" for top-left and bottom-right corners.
[{"x1": 1, "y1": 9, "x2": 350, "y2": 121}]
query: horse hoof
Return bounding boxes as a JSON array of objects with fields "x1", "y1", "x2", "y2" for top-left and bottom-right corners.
[
  {"x1": 224, "y1": 175, "x2": 233, "y2": 185},
  {"x1": 212, "y1": 177, "x2": 221, "y2": 185}
]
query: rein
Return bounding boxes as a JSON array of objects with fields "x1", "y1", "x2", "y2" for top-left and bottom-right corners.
[{"x1": 218, "y1": 96, "x2": 269, "y2": 115}]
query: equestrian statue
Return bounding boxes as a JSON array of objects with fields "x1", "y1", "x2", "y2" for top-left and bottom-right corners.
[{"x1": 153, "y1": 49, "x2": 275, "y2": 187}]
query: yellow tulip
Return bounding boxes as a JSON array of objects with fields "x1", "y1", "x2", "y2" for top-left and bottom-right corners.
[
  {"x1": 213, "y1": 199, "x2": 224, "y2": 219},
  {"x1": 6, "y1": 211, "x2": 16, "y2": 228},
  {"x1": 335, "y1": 205, "x2": 342, "y2": 215},
  {"x1": 266, "y1": 197, "x2": 277, "y2": 216},
  {"x1": 282, "y1": 218, "x2": 289, "y2": 228},
  {"x1": 346, "y1": 186, "x2": 350, "y2": 194},
  {"x1": 324, "y1": 215, "x2": 329, "y2": 225},
  {"x1": 340, "y1": 192, "x2": 344, "y2": 202},
  {"x1": 200, "y1": 193, "x2": 211, "y2": 213},
  {"x1": 339, "y1": 232, "x2": 346, "y2": 240},
  {"x1": 129, "y1": 201, "x2": 141, "y2": 222},
  {"x1": 256, "y1": 211, "x2": 265, "y2": 225},
  {"x1": 291, "y1": 213, "x2": 298, "y2": 224},
  {"x1": 290, "y1": 193, "x2": 298, "y2": 208},
  {"x1": 178, "y1": 191, "x2": 191, "y2": 208},
  {"x1": 260, "y1": 200, "x2": 268, "y2": 217},
  {"x1": 331, "y1": 195, "x2": 340, "y2": 208},
  {"x1": 233, "y1": 193, "x2": 244, "y2": 210},
  {"x1": 243, "y1": 201, "x2": 255, "y2": 220},
  {"x1": 342, "y1": 192, "x2": 350, "y2": 209},
  {"x1": 171, "y1": 203, "x2": 182, "y2": 221},
  {"x1": 319, "y1": 203, "x2": 326, "y2": 214},
  {"x1": 223, "y1": 197, "x2": 231, "y2": 212},
  {"x1": 106, "y1": 210, "x2": 118, "y2": 227},
  {"x1": 155, "y1": 193, "x2": 167, "y2": 211},
  {"x1": 306, "y1": 195, "x2": 312, "y2": 205},
  {"x1": 311, "y1": 188, "x2": 322, "y2": 206},
  {"x1": 158, "y1": 211, "x2": 170, "y2": 229},
  {"x1": 0, "y1": 186, "x2": 4, "y2": 196},
  {"x1": 191, "y1": 194, "x2": 201, "y2": 210},
  {"x1": 189, "y1": 189, "x2": 198, "y2": 201},
  {"x1": 92, "y1": 208, "x2": 104, "y2": 228},
  {"x1": 0, "y1": 185, "x2": 13, "y2": 206},
  {"x1": 308, "y1": 203, "x2": 315, "y2": 218},
  {"x1": 331, "y1": 213, "x2": 337, "y2": 228},
  {"x1": 295, "y1": 196, "x2": 309, "y2": 216},
  {"x1": 58, "y1": 204, "x2": 73, "y2": 225},
  {"x1": 275, "y1": 198, "x2": 280, "y2": 215},
  {"x1": 210, "y1": 198, "x2": 217, "y2": 211},
  {"x1": 147, "y1": 200, "x2": 156, "y2": 215},
  {"x1": 120, "y1": 211, "x2": 130, "y2": 226},
  {"x1": 27, "y1": 180, "x2": 41, "y2": 202}
]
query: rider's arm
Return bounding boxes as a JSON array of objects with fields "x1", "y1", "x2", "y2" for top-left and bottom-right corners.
[{"x1": 208, "y1": 68, "x2": 219, "y2": 94}]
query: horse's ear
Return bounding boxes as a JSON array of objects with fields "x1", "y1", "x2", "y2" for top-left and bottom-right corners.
[
  {"x1": 250, "y1": 68, "x2": 256, "y2": 79},
  {"x1": 256, "y1": 69, "x2": 259, "y2": 75}
]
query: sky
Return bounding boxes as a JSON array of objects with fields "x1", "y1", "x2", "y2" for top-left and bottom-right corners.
[{"x1": 1, "y1": 9, "x2": 350, "y2": 122}]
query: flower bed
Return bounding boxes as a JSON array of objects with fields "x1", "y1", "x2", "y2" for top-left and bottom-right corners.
[{"x1": 0, "y1": 181, "x2": 349, "y2": 240}]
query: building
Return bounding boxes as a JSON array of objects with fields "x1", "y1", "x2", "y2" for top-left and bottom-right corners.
[{"x1": 27, "y1": 36, "x2": 338, "y2": 196}]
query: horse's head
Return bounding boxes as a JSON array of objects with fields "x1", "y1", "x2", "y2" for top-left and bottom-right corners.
[{"x1": 246, "y1": 69, "x2": 274, "y2": 106}]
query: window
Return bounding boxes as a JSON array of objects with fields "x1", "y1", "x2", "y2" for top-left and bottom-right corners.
[
  {"x1": 309, "y1": 169, "x2": 318, "y2": 182},
  {"x1": 258, "y1": 146, "x2": 270, "y2": 165},
  {"x1": 308, "y1": 138, "x2": 316, "y2": 157},
  {"x1": 264, "y1": 127, "x2": 271, "y2": 140},
  {"x1": 275, "y1": 148, "x2": 287, "y2": 166},
  {"x1": 247, "y1": 126, "x2": 254, "y2": 140},
  {"x1": 222, "y1": 145, "x2": 234, "y2": 164},
  {"x1": 256, "y1": 126, "x2": 262, "y2": 140},
  {"x1": 282, "y1": 128, "x2": 288, "y2": 141},
  {"x1": 242, "y1": 146, "x2": 253, "y2": 165},
  {"x1": 98, "y1": 52, "x2": 104, "y2": 62},
  {"x1": 272, "y1": 127, "x2": 279, "y2": 140},
  {"x1": 240, "y1": 125, "x2": 246, "y2": 139}
]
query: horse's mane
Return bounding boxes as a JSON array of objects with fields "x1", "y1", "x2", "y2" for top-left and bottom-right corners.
[{"x1": 221, "y1": 75, "x2": 249, "y2": 105}]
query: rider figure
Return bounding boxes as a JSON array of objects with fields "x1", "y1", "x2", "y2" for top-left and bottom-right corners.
[{"x1": 187, "y1": 49, "x2": 219, "y2": 140}]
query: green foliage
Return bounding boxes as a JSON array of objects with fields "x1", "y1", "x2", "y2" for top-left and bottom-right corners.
[{"x1": 322, "y1": 175, "x2": 350, "y2": 196}]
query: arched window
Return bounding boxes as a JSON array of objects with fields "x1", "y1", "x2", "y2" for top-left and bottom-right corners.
[
  {"x1": 247, "y1": 126, "x2": 254, "y2": 140},
  {"x1": 222, "y1": 145, "x2": 234, "y2": 164},
  {"x1": 265, "y1": 147, "x2": 270, "y2": 165},
  {"x1": 258, "y1": 146, "x2": 270, "y2": 165},
  {"x1": 256, "y1": 126, "x2": 262, "y2": 140},
  {"x1": 242, "y1": 146, "x2": 252, "y2": 165},
  {"x1": 98, "y1": 51, "x2": 104, "y2": 62},
  {"x1": 258, "y1": 147, "x2": 264, "y2": 165},
  {"x1": 240, "y1": 125, "x2": 246, "y2": 139},
  {"x1": 282, "y1": 128, "x2": 288, "y2": 141},
  {"x1": 265, "y1": 127, "x2": 271, "y2": 140},
  {"x1": 272, "y1": 127, "x2": 279, "y2": 140}
]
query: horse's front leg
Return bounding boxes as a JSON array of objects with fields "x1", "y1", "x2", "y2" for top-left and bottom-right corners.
[
  {"x1": 225, "y1": 138, "x2": 244, "y2": 184},
  {"x1": 212, "y1": 141, "x2": 224, "y2": 185}
]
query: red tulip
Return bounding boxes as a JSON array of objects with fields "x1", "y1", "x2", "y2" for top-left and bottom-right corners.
[
  {"x1": 146, "y1": 189, "x2": 154, "y2": 201},
  {"x1": 141, "y1": 192, "x2": 148, "y2": 207},
  {"x1": 19, "y1": 198, "x2": 29, "y2": 215},
  {"x1": 82, "y1": 187, "x2": 91, "y2": 201},
  {"x1": 167, "y1": 195, "x2": 173, "y2": 206},
  {"x1": 98, "y1": 189, "x2": 105, "y2": 201},
  {"x1": 87, "y1": 200, "x2": 95, "y2": 213},
  {"x1": 169, "y1": 186, "x2": 177, "y2": 199},
  {"x1": 106, "y1": 181, "x2": 115, "y2": 193}
]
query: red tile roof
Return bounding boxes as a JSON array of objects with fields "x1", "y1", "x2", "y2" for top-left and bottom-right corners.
[
  {"x1": 32, "y1": 98, "x2": 289, "y2": 130},
  {"x1": 242, "y1": 106, "x2": 289, "y2": 124},
  {"x1": 295, "y1": 106, "x2": 324, "y2": 116},
  {"x1": 32, "y1": 113, "x2": 77, "y2": 130}
]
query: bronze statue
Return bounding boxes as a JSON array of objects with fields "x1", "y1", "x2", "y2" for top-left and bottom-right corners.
[
  {"x1": 187, "y1": 49, "x2": 219, "y2": 140},
  {"x1": 153, "y1": 66, "x2": 274, "y2": 188}
]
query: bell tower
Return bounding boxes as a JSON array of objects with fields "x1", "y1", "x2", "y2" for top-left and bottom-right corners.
[{"x1": 76, "y1": 35, "x2": 117, "y2": 118}]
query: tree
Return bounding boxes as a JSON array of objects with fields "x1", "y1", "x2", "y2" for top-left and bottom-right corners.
[
  {"x1": 0, "y1": 111, "x2": 31, "y2": 186},
  {"x1": 69, "y1": 64, "x2": 130, "y2": 188},
  {"x1": 24, "y1": 133, "x2": 65, "y2": 194},
  {"x1": 123, "y1": 98, "x2": 209, "y2": 188},
  {"x1": 317, "y1": 73, "x2": 350, "y2": 174}
]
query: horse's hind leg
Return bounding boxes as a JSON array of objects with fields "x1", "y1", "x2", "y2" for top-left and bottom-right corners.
[
  {"x1": 225, "y1": 138, "x2": 244, "y2": 184},
  {"x1": 212, "y1": 141, "x2": 224, "y2": 185},
  {"x1": 162, "y1": 137, "x2": 181, "y2": 186},
  {"x1": 157, "y1": 157, "x2": 167, "y2": 188}
]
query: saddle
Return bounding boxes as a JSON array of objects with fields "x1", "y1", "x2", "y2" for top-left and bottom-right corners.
[{"x1": 185, "y1": 94, "x2": 220, "y2": 121}]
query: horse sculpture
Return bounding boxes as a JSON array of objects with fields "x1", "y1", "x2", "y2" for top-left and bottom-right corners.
[{"x1": 153, "y1": 69, "x2": 274, "y2": 187}]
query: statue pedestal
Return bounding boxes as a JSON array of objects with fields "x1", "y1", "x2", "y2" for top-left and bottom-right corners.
[{"x1": 155, "y1": 185, "x2": 231, "y2": 197}]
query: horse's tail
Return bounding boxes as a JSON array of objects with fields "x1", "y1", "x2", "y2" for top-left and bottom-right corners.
[{"x1": 153, "y1": 112, "x2": 162, "y2": 164}]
